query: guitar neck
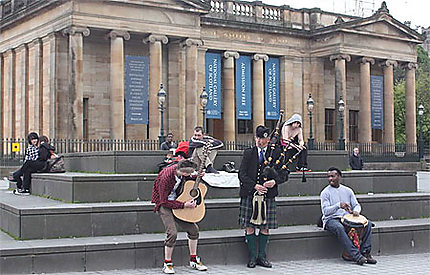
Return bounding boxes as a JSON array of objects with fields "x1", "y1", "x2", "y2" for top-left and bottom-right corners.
[{"x1": 193, "y1": 143, "x2": 210, "y2": 189}]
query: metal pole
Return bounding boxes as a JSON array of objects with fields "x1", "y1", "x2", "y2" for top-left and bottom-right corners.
[
  {"x1": 419, "y1": 114, "x2": 423, "y2": 160},
  {"x1": 159, "y1": 104, "x2": 165, "y2": 145},
  {"x1": 308, "y1": 111, "x2": 314, "y2": 150},
  {"x1": 202, "y1": 106, "x2": 207, "y2": 134},
  {"x1": 339, "y1": 111, "x2": 345, "y2": 150}
]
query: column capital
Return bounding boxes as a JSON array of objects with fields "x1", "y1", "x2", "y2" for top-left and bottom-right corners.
[
  {"x1": 3, "y1": 49, "x2": 14, "y2": 57},
  {"x1": 143, "y1": 34, "x2": 168, "y2": 44},
  {"x1": 358, "y1": 57, "x2": 375, "y2": 65},
  {"x1": 197, "y1": 46, "x2": 208, "y2": 53},
  {"x1": 405, "y1": 62, "x2": 418, "y2": 70},
  {"x1": 329, "y1": 54, "x2": 351, "y2": 62},
  {"x1": 15, "y1": 44, "x2": 27, "y2": 53},
  {"x1": 181, "y1": 38, "x2": 203, "y2": 47},
  {"x1": 107, "y1": 30, "x2": 130, "y2": 40},
  {"x1": 379, "y1": 59, "x2": 398, "y2": 68},
  {"x1": 62, "y1": 26, "x2": 90, "y2": 37},
  {"x1": 223, "y1": 51, "x2": 239, "y2": 59},
  {"x1": 253, "y1": 53, "x2": 269, "y2": 62},
  {"x1": 28, "y1": 38, "x2": 42, "y2": 48}
]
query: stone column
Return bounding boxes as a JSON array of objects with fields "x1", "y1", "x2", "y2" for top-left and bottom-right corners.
[
  {"x1": 405, "y1": 62, "x2": 418, "y2": 146},
  {"x1": 108, "y1": 30, "x2": 130, "y2": 140},
  {"x1": 330, "y1": 54, "x2": 351, "y2": 143},
  {"x1": 143, "y1": 34, "x2": 168, "y2": 140},
  {"x1": 358, "y1": 57, "x2": 374, "y2": 144},
  {"x1": 14, "y1": 45, "x2": 28, "y2": 138},
  {"x1": 252, "y1": 54, "x2": 268, "y2": 131},
  {"x1": 197, "y1": 47, "x2": 207, "y2": 128},
  {"x1": 0, "y1": 53, "x2": 2, "y2": 141},
  {"x1": 380, "y1": 60, "x2": 397, "y2": 144},
  {"x1": 27, "y1": 38, "x2": 42, "y2": 133},
  {"x1": 310, "y1": 57, "x2": 325, "y2": 142},
  {"x1": 3, "y1": 50, "x2": 14, "y2": 138},
  {"x1": 183, "y1": 38, "x2": 203, "y2": 138},
  {"x1": 223, "y1": 51, "x2": 239, "y2": 142},
  {"x1": 63, "y1": 27, "x2": 90, "y2": 139}
]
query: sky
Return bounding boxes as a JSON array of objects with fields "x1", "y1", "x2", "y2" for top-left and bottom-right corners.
[{"x1": 248, "y1": 0, "x2": 429, "y2": 31}]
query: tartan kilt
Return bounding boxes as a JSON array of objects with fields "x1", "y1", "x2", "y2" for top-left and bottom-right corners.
[{"x1": 239, "y1": 196, "x2": 277, "y2": 229}]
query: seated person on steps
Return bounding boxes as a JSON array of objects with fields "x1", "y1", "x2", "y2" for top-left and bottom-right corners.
[
  {"x1": 188, "y1": 126, "x2": 223, "y2": 174},
  {"x1": 281, "y1": 114, "x2": 309, "y2": 172},
  {"x1": 320, "y1": 167, "x2": 377, "y2": 266}
]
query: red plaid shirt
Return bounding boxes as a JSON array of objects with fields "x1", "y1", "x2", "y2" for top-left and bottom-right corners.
[{"x1": 151, "y1": 164, "x2": 185, "y2": 212}]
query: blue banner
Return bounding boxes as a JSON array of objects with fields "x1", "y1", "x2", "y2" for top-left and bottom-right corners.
[
  {"x1": 235, "y1": 56, "x2": 252, "y2": 120},
  {"x1": 265, "y1": 57, "x2": 280, "y2": 120},
  {"x1": 370, "y1": 75, "x2": 384, "y2": 129},
  {"x1": 205, "y1": 53, "x2": 222, "y2": 119},
  {"x1": 125, "y1": 55, "x2": 149, "y2": 124}
]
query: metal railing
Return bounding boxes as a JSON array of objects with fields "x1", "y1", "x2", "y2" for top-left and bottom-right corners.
[{"x1": 1, "y1": 138, "x2": 427, "y2": 165}]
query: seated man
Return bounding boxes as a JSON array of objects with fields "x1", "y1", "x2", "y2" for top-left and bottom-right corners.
[
  {"x1": 160, "y1": 133, "x2": 177, "y2": 151},
  {"x1": 320, "y1": 167, "x2": 377, "y2": 265},
  {"x1": 189, "y1": 126, "x2": 223, "y2": 174}
]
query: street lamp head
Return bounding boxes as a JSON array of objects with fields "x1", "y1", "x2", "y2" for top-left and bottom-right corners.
[
  {"x1": 306, "y1": 93, "x2": 314, "y2": 112},
  {"x1": 338, "y1": 97, "x2": 345, "y2": 113},
  {"x1": 418, "y1": 103, "x2": 424, "y2": 116},
  {"x1": 157, "y1": 84, "x2": 167, "y2": 105},
  {"x1": 200, "y1": 87, "x2": 208, "y2": 108}
]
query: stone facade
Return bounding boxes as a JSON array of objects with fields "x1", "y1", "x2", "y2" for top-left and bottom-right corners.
[{"x1": 0, "y1": 0, "x2": 424, "y2": 144}]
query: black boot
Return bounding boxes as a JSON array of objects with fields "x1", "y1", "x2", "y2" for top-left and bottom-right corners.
[
  {"x1": 245, "y1": 234, "x2": 257, "y2": 268},
  {"x1": 256, "y1": 234, "x2": 272, "y2": 268}
]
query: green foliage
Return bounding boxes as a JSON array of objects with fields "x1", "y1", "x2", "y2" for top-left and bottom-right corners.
[{"x1": 394, "y1": 46, "x2": 430, "y2": 144}]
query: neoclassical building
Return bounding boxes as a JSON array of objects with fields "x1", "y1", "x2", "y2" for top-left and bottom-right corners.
[{"x1": 0, "y1": 0, "x2": 424, "y2": 144}]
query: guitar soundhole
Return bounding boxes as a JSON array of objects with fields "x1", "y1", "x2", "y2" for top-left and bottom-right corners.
[{"x1": 190, "y1": 189, "x2": 198, "y2": 197}]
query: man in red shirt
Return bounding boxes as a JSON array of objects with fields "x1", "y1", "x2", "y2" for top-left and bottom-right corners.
[{"x1": 151, "y1": 159, "x2": 208, "y2": 274}]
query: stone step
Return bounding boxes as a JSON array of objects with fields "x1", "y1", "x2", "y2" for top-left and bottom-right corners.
[
  {"x1": 1, "y1": 187, "x2": 428, "y2": 240},
  {"x1": 1, "y1": 218, "x2": 429, "y2": 274},
  {"x1": 28, "y1": 170, "x2": 417, "y2": 203}
]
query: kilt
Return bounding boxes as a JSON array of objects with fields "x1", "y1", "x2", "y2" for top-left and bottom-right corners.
[{"x1": 239, "y1": 195, "x2": 277, "y2": 229}]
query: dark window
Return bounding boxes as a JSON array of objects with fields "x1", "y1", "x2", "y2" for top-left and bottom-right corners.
[
  {"x1": 325, "y1": 109, "x2": 335, "y2": 141},
  {"x1": 238, "y1": 120, "x2": 253, "y2": 134},
  {"x1": 83, "y1": 98, "x2": 89, "y2": 140},
  {"x1": 372, "y1": 129, "x2": 382, "y2": 143},
  {"x1": 349, "y1": 110, "x2": 358, "y2": 142}
]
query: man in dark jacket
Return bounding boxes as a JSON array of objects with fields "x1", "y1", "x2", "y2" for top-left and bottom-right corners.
[
  {"x1": 238, "y1": 125, "x2": 288, "y2": 268},
  {"x1": 349, "y1": 147, "x2": 364, "y2": 170}
]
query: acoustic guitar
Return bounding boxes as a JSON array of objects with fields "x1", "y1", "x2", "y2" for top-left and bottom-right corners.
[{"x1": 172, "y1": 142, "x2": 210, "y2": 223}]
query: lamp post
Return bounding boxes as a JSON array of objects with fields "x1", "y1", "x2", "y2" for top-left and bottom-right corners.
[
  {"x1": 418, "y1": 103, "x2": 424, "y2": 160},
  {"x1": 157, "y1": 84, "x2": 167, "y2": 145},
  {"x1": 306, "y1": 93, "x2": 314, "y2": 150},
  {"x1": 200, "y1": 87, "x2": 208, "y2": 133},
  {"x1": 338, "y1": 96, "x2": 345, "y2": 150}
]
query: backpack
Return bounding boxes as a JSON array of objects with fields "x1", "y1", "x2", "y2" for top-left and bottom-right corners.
[{"x1": 46, "y1": 155, "x2": 66, "y2": 173}]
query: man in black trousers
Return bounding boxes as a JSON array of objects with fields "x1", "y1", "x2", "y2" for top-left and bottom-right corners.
[{"x1": 238, "y1": 125, "x2": 288, "y2": 268}]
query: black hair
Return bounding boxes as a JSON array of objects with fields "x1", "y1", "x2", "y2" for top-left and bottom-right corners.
[
  {"x1": 327, "y1": 167, "x2": 342, "y2": 177},
  {"x1": 39, "y1": 135, "x2": 49, "y2": 144},
  {"x1": 177, "y1": 159, "x2": 197, "y2": 170},
  {"x1": 193, "y1": 126, "x2": 204, "y2": 133},
  {"x1": 167, "y1": 133, "x2": 173, "y2": 137},
  {"x1": 27, "y1": 132, "x2": 39, "y2": 145}
]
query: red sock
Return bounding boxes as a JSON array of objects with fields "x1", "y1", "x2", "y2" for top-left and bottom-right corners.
[
  {"x1": 190, "y1": 255, "x2": 197, "y2": 262},
  {"x1": 164, "y1": 259, "x2": 172, "y2": 264}
]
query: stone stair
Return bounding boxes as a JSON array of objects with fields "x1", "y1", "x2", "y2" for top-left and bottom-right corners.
[{"x1": 1, "y1": 170, "x2": 429, "y2": 274}]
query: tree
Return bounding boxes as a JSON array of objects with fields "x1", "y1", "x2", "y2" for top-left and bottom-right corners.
[{"x1": 394, "y1": 46, "x2": 430, "y2": 144}]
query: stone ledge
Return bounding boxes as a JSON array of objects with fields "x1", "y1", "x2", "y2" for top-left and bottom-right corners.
[{"x1": 0, "y1": 218, "x2": 429, "y2": 274}]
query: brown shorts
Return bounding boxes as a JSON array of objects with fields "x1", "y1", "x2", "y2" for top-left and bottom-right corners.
[{"x1": 158, "y1": 206, "x2": 199, "y2": 247}]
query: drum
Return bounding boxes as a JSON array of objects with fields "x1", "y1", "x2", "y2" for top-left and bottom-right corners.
[{"x1": 341, "y1": 214, "x2": 368, "y2": 261}]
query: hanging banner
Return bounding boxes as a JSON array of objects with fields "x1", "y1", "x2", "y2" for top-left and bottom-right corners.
[
  {"x1": 265, "y1": 57, "x2": 280, "y2": 120},
  {"x1": 125, "y1": 55, "x2": 149, "y2": 124},
  {"x1": 235, "y1": 55, "x2": 252, "y2": 120},
  {"x1": 205, "y1": 52, "x2": 222, "y2": 119},
  {"x1": 370, "y1": 75, "x2": 384, "y2": 129}
]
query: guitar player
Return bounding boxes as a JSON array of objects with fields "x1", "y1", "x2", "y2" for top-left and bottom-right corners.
[{"x1": 151, "y1": 159, "x2": 208, "y2": 274}]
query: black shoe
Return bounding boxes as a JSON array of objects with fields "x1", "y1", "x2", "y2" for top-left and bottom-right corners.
[
  {"x1": 7, "y1": 176, "x2": 17, "y2": 182},
  {"x1": 247, "y1": 259, "x2": 257, "y2": 268},
  {"x1": 356, "y1": 256, "x2": 366, "y2": 265},
  {"x1": 206, "y1": 165, "x2": 219, "y2": 174},
  {"x1": 13, "y1": 189, "x2": 30, "y2": 196},
  {"x1": 363, "y1": 253, "x2": 377, "y2": 264},
  {"x1": 256, "y1": 258, "x2": 272, "y2": 268}
]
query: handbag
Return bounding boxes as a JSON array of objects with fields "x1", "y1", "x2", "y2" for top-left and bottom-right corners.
[{"x1": 46, "y1": 155, "x2": 66, "y2": 173}]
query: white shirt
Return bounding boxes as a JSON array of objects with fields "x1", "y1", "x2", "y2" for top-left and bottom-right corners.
[{"x1": 168, "y1": 175, "x2": 182, "y2": 201}]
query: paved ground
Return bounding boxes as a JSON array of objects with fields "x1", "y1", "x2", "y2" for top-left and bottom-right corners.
[{"x1": 51, "y1": 253, "x2": 430, "y2": 275}]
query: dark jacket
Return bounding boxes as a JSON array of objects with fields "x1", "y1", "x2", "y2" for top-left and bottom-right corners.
[
  {"x1": 239, "y1": 146, "x2": 287, "y2": 198},
  {"x1": 38, "y1": 143, "x2": 56, "y2": 161},
  {"x1": 349, "y1": 154, "x2": 363, "y2": 170}
]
